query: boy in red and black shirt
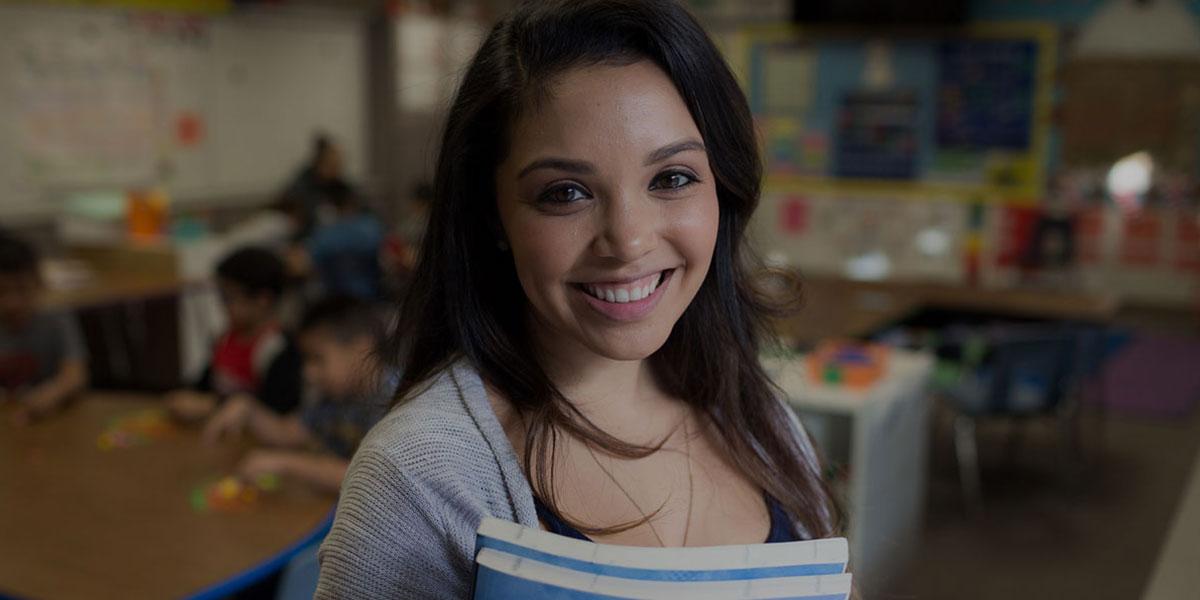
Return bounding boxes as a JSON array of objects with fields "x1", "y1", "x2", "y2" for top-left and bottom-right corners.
[{"x1": 166, "y1": 247, "x2": 301, "y2": 421}]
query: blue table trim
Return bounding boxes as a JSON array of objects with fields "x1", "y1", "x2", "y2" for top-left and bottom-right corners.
[{"x1": 185, "y1": 508, "x2": 336, "y2": 600}]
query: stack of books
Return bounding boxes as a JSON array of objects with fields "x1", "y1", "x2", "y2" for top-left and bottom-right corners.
[{"x1": 472, "y1": 518, "x2": 852, "y2": 599}]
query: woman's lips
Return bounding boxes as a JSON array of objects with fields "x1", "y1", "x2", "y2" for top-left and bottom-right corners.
[{"x1": 574, "y1": 269, "x2": 674, "y2": 322}]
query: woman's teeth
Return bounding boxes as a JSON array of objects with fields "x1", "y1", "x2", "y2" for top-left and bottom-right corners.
[{"x1": 583, "y1": 272, "x2": 664, "y2": 303}]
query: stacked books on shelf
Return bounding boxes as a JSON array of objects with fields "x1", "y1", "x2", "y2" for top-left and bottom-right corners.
[{"x1": 473, "y1": 517, "x2": 852, "y2": 599}]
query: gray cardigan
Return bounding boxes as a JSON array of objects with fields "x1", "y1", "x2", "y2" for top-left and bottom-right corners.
[{"x1": 315, "y1": 359, "x2": 824, "y2": 599}]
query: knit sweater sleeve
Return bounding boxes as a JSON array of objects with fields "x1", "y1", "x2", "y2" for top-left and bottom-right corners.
[{"x1": 314, "y1": 442, "x2": 461, "y2": 599}]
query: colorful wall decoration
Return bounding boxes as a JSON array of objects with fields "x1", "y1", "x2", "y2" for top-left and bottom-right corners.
[{"x1": 731, "y1": 23, "x2": 1056, "y2": 204}]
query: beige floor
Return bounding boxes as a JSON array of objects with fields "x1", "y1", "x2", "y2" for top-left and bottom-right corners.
[{"x1": 1142, "y1": 441, "x2": 1200, "y2": 600}]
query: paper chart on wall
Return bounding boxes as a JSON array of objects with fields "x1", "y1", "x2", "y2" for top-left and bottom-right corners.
[{"x1": 8, "y1": 18, "x2": 160, "y2": 189}]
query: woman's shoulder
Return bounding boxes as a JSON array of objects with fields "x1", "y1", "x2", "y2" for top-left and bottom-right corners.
[
  {"x1": 348, "y1": 358, "x2": 537, "y2": 517},
  {"x1": 355, "y1": 361, "x2": 493, "y2": 475},
  {"x1": 320, "y1": 362, "x2": 497, "y2": 600}
]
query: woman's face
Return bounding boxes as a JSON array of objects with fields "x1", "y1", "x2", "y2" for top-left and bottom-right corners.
[{"x1": 495, "y1": 60, "x2": 719, "y2": 363}]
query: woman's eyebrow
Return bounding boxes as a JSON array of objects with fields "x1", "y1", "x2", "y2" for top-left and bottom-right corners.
[
  {"x1": 644, "y1": 139, "x2": 706, "y2": 165},
  {"x1": 517, "y1": 158, "x2": 594, "y2": 179},
  {"x1": 515, "y1": 139, "x2": 706, "y2": 179}
]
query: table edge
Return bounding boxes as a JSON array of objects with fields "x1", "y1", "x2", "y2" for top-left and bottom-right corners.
[{"x1": 185, "y1": 508, "x2": 335, "y2": 600}]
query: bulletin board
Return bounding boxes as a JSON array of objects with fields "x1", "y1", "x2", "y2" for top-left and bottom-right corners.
[
  {"x1": 730, "y1": 23, "x2": 1057, "y2": 204},
  {"x1": 0, "y1": 4, "x2": 367, "y2": 220}
]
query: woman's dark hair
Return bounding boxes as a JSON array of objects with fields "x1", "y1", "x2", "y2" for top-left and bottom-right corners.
[{"x1": 389, "y1": 0, "x2": 837, "y2": 539}]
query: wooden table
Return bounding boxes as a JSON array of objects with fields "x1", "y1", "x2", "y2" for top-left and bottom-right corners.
[
  {"x1": 40, "y1": 272, "x2": 196, "y2": 311},
  {"x1": 0, "y1": 394, "x2": 334, "y2": 600},
  {"x1": 777, "y1": 275, "x2": 1121, "y2": 345},
  {"x1": 40, "y1": 243, "x2": 197, "y2": 311}
]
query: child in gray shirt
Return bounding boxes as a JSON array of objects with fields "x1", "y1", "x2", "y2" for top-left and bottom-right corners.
[{"x1": 0, "y1": 231, "x2": 88, "y2": 423}]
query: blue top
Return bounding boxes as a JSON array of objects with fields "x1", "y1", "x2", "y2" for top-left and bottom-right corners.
[
  {"x1": 533, "y1": 494, "x2": 800, "y2": 544},
  {"x1": 306, "y1": 211, "x2": 384, "y2": 299}
]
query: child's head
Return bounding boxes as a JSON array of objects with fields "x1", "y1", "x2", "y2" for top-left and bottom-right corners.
[
  {"x1": 312, "y1": 134, "x2": 342, "y2": 181},
  {"x1": 0, "y1": 231, "x2": 41, "y2": 328},
  {"x1": 298, "y1": 296, "x2": 385, "y2": 400},
  {"x1": 326, "y1": 180, "x2": 359, "y2": 214},
  {"x1": 215, "y1": 247, "x2": 285, "y2": 333}
]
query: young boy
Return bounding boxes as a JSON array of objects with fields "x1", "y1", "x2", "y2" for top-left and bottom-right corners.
[
  {"x1": 165, "y1": 246, "x2": 302, "y2": 422},
  {"x1": 0, "y1": 231, "x2": 88, "y2": 423},
  {"x1": 203, "y1": 296, "x2": 391, "y2": 492}
]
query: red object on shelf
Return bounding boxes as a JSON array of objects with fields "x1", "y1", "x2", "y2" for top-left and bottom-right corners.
[
  {"x1": 1076, "y1": 208, "x2": 1104, "y2": 264},
  {"x1": 996, "y1": 206, "x2": 1040, "y2": 267},
  {"x1": 779, "y1": 196, "x2": 809, "y2": 235},
  {"x1": 1177, "y1": 215, "x2": 1200, "y2": 272},
  {"x1": 1120, "y1": 211, "x2": 1162, "y2": 266}
]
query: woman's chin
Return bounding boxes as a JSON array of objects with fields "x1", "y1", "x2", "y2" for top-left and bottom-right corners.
[{"x1": 581, "y1": 330, "x2": 671, "y2": 363}]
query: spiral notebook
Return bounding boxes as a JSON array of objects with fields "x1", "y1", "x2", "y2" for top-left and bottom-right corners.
[{"x1": 472, "y1": 517, "x2": 852, "y2": 599}]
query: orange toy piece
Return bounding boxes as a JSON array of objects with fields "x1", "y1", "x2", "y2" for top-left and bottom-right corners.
[
  {"x1": 806, "y1": 340, "x2": 890, "y2": 389},
  {"x1": 204, "y1": 476, "x2": 259, "y2": 512}
]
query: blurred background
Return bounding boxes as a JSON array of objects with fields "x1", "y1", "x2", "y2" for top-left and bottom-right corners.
[{"x1": 0, "y1": 0, "x2": 1197, "y2": 599}]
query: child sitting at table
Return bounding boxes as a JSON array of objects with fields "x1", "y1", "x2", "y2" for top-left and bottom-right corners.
[
  {"x1": 202, "y1": 295, "x2": 391, "y2": 492},
  {"x1": 165, "y1": 246, "x2": 302, "y2": 422},
  {"x1": 0, "y1": 230, "x2": 88, "y2": 423}
]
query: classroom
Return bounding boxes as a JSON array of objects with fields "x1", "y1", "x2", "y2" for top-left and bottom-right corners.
[{"x1": 0, "y1": 0, "x2": 1197, "y2": 599}]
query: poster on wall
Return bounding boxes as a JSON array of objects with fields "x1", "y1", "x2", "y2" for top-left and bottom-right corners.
[
  {"x1": 735, "y1": 24, "x2": 1054, "y2": 203},
  {"x1": 934, "y1": 39, "x2": 1035, "y2": 152},
  {"x1": 10, "y1": 21, "x2": 162, "y2": 188},
  {"x1": 778, "y1": 195, "x2": 809, "y2": 235},
  {"x1": 833, "y1": 90, "x2": 918, "y2": 180}
]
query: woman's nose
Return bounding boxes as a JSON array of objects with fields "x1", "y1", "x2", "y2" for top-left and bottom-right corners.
[{"x1": 591, "y1": 191, "x2": 659, "y2": 262}]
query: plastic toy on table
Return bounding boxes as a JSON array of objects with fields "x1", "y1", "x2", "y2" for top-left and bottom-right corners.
[
  {"x1": 806, "y1": 340, "x2": 890, "y2": 389},
  {"x1": 190, "y1": 474, "x2": 281, "y2": 513},
  {"x1": 97, "y1": 408, "x2": 175, "y2": 450}
]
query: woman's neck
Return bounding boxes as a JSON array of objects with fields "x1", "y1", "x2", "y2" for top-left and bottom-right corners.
[{"x1": 530, "y1": 323, "x2": 681, "y2": 442}]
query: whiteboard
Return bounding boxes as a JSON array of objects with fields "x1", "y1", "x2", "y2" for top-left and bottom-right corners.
[{"x1": 0, "y1": 4, "x2": 367, "y2": 220}]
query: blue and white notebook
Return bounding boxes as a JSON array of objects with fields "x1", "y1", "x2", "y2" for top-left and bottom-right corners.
[{"x1": 472, "y1": 518, "x2": 852, "y2": 599}]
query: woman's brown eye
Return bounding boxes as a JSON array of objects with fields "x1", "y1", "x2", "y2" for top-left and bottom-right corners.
[
  {"x1": 538, "y1": 184, "x2": 589, "y2": 205},
  {"x1": 650, "y1": 171, "x2": 697, "y2": 191}
]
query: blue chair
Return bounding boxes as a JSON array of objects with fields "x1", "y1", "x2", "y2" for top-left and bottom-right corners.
[
  {"x1": 936, "y1": 325, "x2": 1082, "y2": 510},
  {"x1": 275, "y1": 540, "x2": 321, "y2": 600}
]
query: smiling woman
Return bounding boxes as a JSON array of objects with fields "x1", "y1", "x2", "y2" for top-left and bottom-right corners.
[
  {"x1": 496, "y1": 61, "x2": 719, "y2": 363},
  {"x1": 315, "y1": 1, "x2": 840, "y2": 598}
]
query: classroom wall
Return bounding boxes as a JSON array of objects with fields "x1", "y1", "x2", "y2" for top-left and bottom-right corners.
[
  {"x1": 0, "y1": 3, "x2": 370, "y2": 224},
  {"x1": 729, "y1": 0, "x2": 1200, "y2": 308}
]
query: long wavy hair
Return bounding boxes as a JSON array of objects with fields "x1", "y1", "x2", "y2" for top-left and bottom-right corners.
[{"x1": 389, "y1": 0, "x2": 838, "y2": 539}]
